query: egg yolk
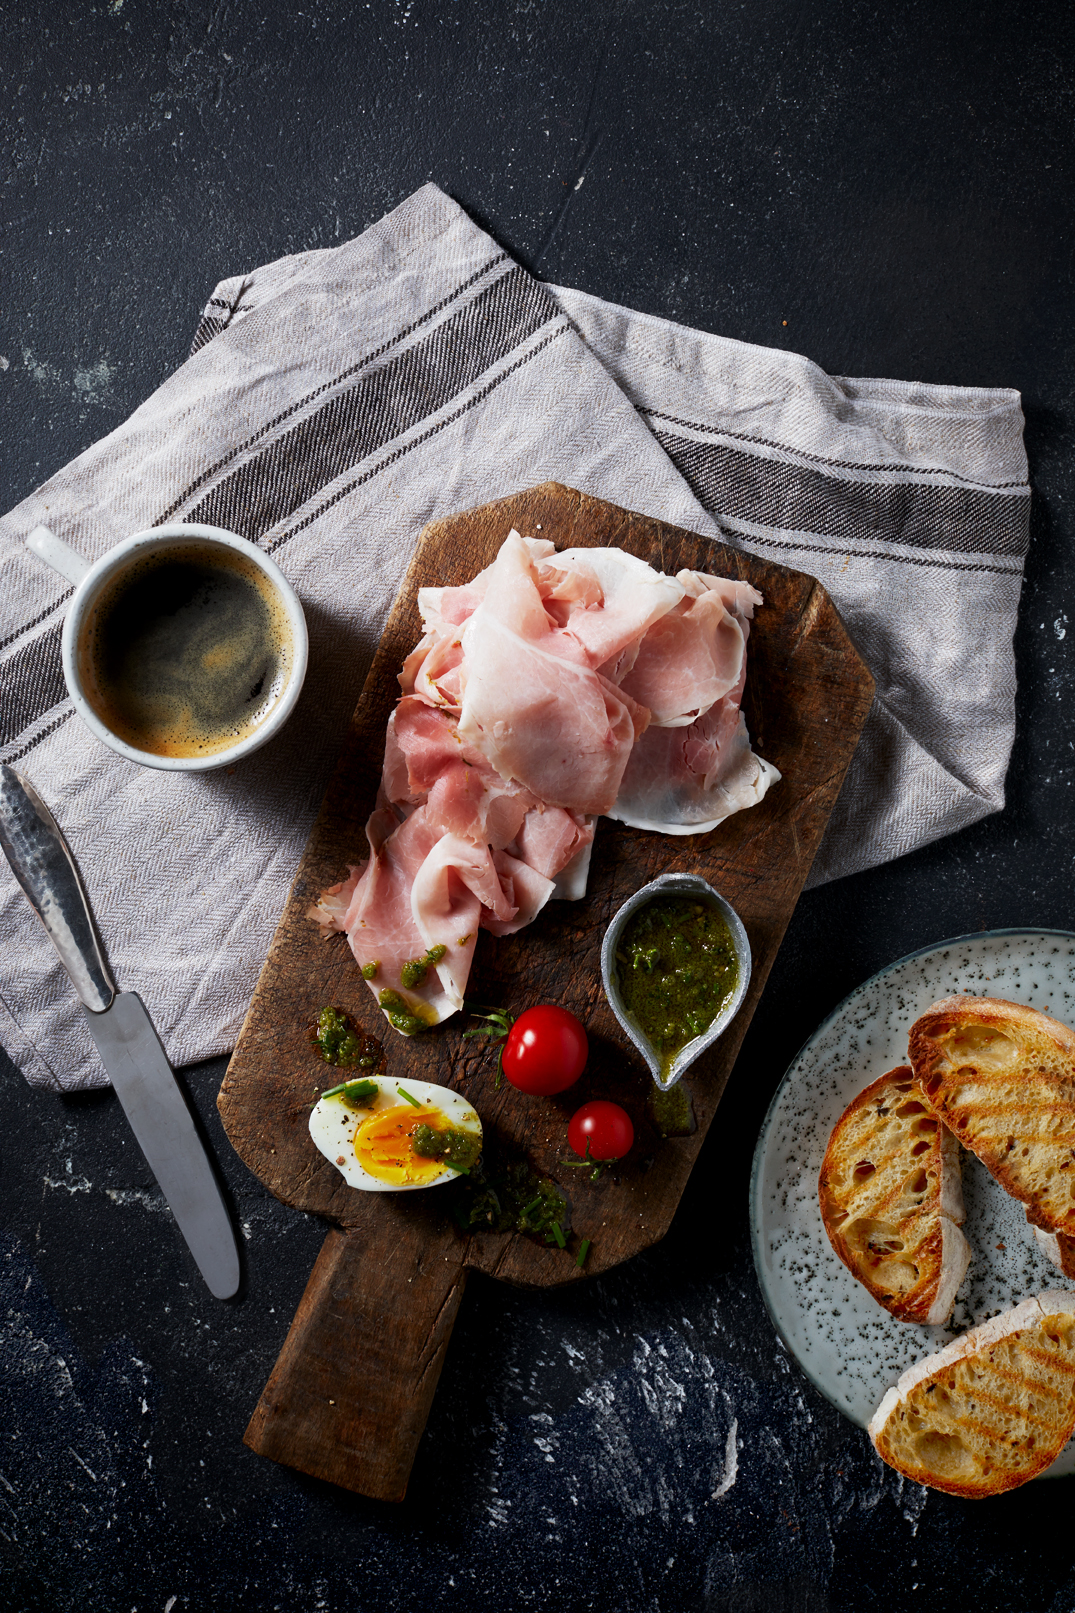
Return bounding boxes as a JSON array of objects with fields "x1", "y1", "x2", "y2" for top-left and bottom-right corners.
[{"x1": 354, "y1": 1103, "x2": 456, "y2": 1185}]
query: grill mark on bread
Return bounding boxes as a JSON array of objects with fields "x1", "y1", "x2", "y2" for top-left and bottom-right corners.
[
  {"x1": 982, "y1": 1363, "x2": 1066, "y2": 1404},
  {"x1": 819, "y1": 1066, "x2": 969, "y2": 1325},
  {"x1": 869, "y1": 1295, "x2": 1075, "y2": 1496},
  {"x1": 948, "y1": 1382, "x2": 1060, "y2": 1434},
  {"x1": 909, "y1": 997, "x2": 1075, "y2": 1237}
]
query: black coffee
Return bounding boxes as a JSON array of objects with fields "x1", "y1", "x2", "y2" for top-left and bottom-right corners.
[{"x1": 81, "y1": 543, "x2": 292, "y2": 758}]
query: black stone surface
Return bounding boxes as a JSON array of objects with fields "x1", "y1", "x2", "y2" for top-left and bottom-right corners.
[{"x1": 2, "y1": 2, "x2": 1074, "y2": 1608}]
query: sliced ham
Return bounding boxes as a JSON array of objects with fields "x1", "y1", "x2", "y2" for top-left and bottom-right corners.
[
  {"x1": 617, "y1": 571, "x2": 762, "y2": 727},
  {"x1": 314, "y1": 529, "x2": 776, "y2": 1032},
  {"x1": 481, "y1": 851, "x2": 556, "y2": 938},
  {"x1": 456, "y1": 531, "x2": 649, "y2": 815},
  {"x1": 310, "y1": 809, "x2": 512, "y2": 1024},
  {"x1": 547, "y1": 545, "x2": 684, "y2": 668},
  {"x1": 514, "y1": 804, "x2": 594, "y2": 880},
  {"x1": 609, "y1": 668, "x2": 780, "y2": 835}
]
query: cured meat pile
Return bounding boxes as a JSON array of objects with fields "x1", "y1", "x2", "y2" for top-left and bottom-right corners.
[{"x1": 310, "y1": 531, "x2": 778, "y2": 1032}]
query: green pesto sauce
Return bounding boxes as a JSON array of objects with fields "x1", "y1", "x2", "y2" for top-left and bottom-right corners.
[
  {"x1": 378, "y1": 988, "x2": 436, "y2": 1036},
  {"x1": 400, "y1": 943, "x2": 448, "y2": 989},
  {"x1": 647, "y1": 1081, "x2": 695, "y2": 1138},
  {"x1": 453, "y1": 1151, "x2": 567, "y2": 1241},
  {"x1": 312, "y1": 1006, "x2": 385, "y2": 1070},
  {"x1": 411, "y1": 1122, "x2": 482, "y2": 1172},
  {"x1": 615, "y1": 897, "x2": 737, "y2": 1070}
]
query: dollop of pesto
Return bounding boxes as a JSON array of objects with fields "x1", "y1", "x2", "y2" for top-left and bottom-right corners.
[
  {"x1": 400, "y1": 943, "x2": 448, "y2": 989},
  {"x1": 312, "y1": 1006, "x2": 384, "y2": 1070},
  {"x1": 378, "y1": 988, "x2": 428, "y2": 1036},
  {"x1": 411, "y1": 1122, "x2": 481, "y2": 1172},
  {"x1": 615, "y1": 897, "x2": 737, "y2": 1061}
]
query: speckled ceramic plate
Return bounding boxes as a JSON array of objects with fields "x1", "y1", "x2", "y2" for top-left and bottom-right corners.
[{"x1": 750, "y1": 929, "x2": 1075, "y2": 1480}]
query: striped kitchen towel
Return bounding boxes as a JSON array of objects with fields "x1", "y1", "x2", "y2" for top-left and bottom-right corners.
[{"x1": 0, "y1": 184, "x2": 1029, "y2": 1090}]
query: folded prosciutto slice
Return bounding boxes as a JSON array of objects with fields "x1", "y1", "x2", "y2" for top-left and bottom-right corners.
[{"x1": 312, "y1": 529, "x2": 778, "y2": 1033}]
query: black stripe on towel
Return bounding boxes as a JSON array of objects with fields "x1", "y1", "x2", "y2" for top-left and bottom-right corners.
[
  {"x1": 186, "y1": 268, "x2": 558, "y2": 541},
  {"x1": 0, "y1": 625, "x2": 67, "y2": 747},
  {"x1": 653, "y1": 431, "x2": 1030, "y2": 558},
  {"x1": 3, "y1": 266, "x2": 562, "y2": 755},
  {"x1": 166, "y1": 253, "x2": 510, "y2": 522}
]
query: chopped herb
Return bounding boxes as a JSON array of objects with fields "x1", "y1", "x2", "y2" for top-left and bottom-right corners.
[
  {"x1": 390, "y1": 1012, "x2": 426, "y2": 1035},
  {"x1": 396, "y1": 1085, "x2": 422, "y2": 1108},
  {"x1": 361, "y1": 960, "x2": 380, "y2": 981},
  {"x1": 576, "y1": 1239, "x2": 591, "y2": 1268},
  {"x1": 311, "y1": 1006, "x2": 385, "y2": 1071},
  {"x1": 462, "y1": 1004, "x2": 515, "y2": 1088},
  {"x1": 548, "y1": 1220, "x2": 567, "y2": 1249},
  {"x1": 452, "y1": 1147, "x2": 567, "y2": 1240},
  {"x1": 563, "y1": 1139, "x2": 605, "y2": 1181},
  {"x1": 320, "y1": 1078, "x2": 379, "y2": 1105},
  {"x1": 411, "y1": 1123, "x2": 443, "y2": 1156}
]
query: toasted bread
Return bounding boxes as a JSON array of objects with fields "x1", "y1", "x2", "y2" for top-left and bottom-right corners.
[
  {"x1": 818, "y1": 1066, "x2": 970, "y2": 1325},
  {"x1": 1031, "y1": 1219, "x2": 1075, "y2": 1278},
  {"x1": 868, "y1": 1292, "x2": 1075, "y2": 1496},
  {"x1": 908, "y1": 996, "x2": 1075, "y2": 1235}
]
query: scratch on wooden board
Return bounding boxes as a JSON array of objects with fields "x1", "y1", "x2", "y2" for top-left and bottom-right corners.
[{"x1": 787, "y1": 577, "x2": 827, "y2": 659}]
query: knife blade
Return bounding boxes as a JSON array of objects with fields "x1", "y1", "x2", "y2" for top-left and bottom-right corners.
[{"x1": 0, "y1": 764, "x2": 240, "y2": 1300}]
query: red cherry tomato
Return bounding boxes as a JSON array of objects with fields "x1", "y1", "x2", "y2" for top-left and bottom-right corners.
[
  {"x1": 501, "y1": 1005, "x2": 588, "y2": 1095},
  {"x1": 568, "y1": 1100, "x2": 635, "y2": 1162}
]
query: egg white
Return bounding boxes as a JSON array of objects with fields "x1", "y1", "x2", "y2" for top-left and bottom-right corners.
[{"x1": 309, "y1": 1075, "x2": 481, "y2": 1192}]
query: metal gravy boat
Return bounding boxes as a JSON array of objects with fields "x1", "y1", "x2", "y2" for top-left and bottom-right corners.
[{"x1": 600, "y1": 872, "x2": 752, "y2": 1092}]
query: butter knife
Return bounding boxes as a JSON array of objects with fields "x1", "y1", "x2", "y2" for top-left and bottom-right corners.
[{"x1": 0, "y1": 764, "x2": 241, "y2": 1300}]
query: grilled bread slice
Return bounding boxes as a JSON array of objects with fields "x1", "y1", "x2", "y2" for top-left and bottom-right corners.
[
  {"x1": 818, "y1": 1066, "x2": 970, "y2": 1325},
  {"x1": 908, "y1": 996, "x2": 1075, "y2": 1237},
  {"x1": 868, "y1": 1292, "x2": 1075, "y2": 1496}
]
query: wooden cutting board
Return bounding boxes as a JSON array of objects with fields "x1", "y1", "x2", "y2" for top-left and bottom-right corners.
[{"x1": 218, "y1": 482, "x2": 874, "y2": 1501}]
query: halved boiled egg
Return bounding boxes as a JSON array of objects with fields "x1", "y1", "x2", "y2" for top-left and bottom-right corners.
[{"x1": 309, "y1": 1075, "x2": 482, "y2": 1192}]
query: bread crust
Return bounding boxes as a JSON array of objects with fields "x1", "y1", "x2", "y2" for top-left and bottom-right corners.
[
  {"x1": 818, "y1": 1066, "x2": 970, "y2": 1325},
  {"x1": 868, "y1": 1292, "x2": 1075, "y2": 1496},
  {"x1": 908, "y1": 996, "x2": 1075, "y2": 1235},
  {"x1": 1031, "y1": 1222, "x2": 1075, "y2": 1279}
]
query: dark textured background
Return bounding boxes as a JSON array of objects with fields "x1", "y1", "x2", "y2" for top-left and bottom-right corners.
[{"x1": 2, "y1": 2, "x2": 1075, "y2": 1609}]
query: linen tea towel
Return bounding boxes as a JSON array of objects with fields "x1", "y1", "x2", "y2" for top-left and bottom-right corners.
[
  {"x1": 0, "y1": 184, "x2": 1028, "y2": 1090},
  {"x1": 0, "y1": 185, "x2": 725, "y2": 1091}
]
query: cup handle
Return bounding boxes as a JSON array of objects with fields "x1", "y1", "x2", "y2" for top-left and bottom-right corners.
[{"x1": 26, "y1": 525, "x2": 90, "y2": 587}]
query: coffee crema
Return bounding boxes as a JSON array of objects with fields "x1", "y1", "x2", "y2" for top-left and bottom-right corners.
[{"x1": 79, "y1": 543, "x2": 294, "y2": 759}]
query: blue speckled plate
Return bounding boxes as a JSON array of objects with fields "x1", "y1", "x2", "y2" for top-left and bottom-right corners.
[{"x1": 750, "y1": 929, "x2": 1075, "y2": 1480}]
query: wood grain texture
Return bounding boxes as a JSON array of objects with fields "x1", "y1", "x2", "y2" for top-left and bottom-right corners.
[
  {"x1": 219, "y1": 482, "x2": 874, "y2": 1496},
  {"x1": 244, "y1": 1221, "x2": 466, "y2": 1501}
]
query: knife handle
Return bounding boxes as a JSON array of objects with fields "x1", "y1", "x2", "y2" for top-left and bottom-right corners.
[{"x1": 0, "y1": 765, "x2": 115, "y2": 1012}]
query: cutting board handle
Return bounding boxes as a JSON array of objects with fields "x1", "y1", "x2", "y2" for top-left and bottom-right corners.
[{"x1": 244, "y1": 1219, "x2": 467, "y2": 1501}]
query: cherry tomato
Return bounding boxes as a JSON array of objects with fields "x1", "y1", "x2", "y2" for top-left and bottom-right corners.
[
  {"x1": 568, "y1": 1100, "x2": 634, "y2": 1162},
  {"x1": 501, "y1": 1005, "x2": 588, "y2": 1095}
]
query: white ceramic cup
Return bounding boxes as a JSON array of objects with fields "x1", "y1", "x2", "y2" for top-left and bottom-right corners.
[{"x1": 27, "y1": 521, "x2": 309, "y2": 772}]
